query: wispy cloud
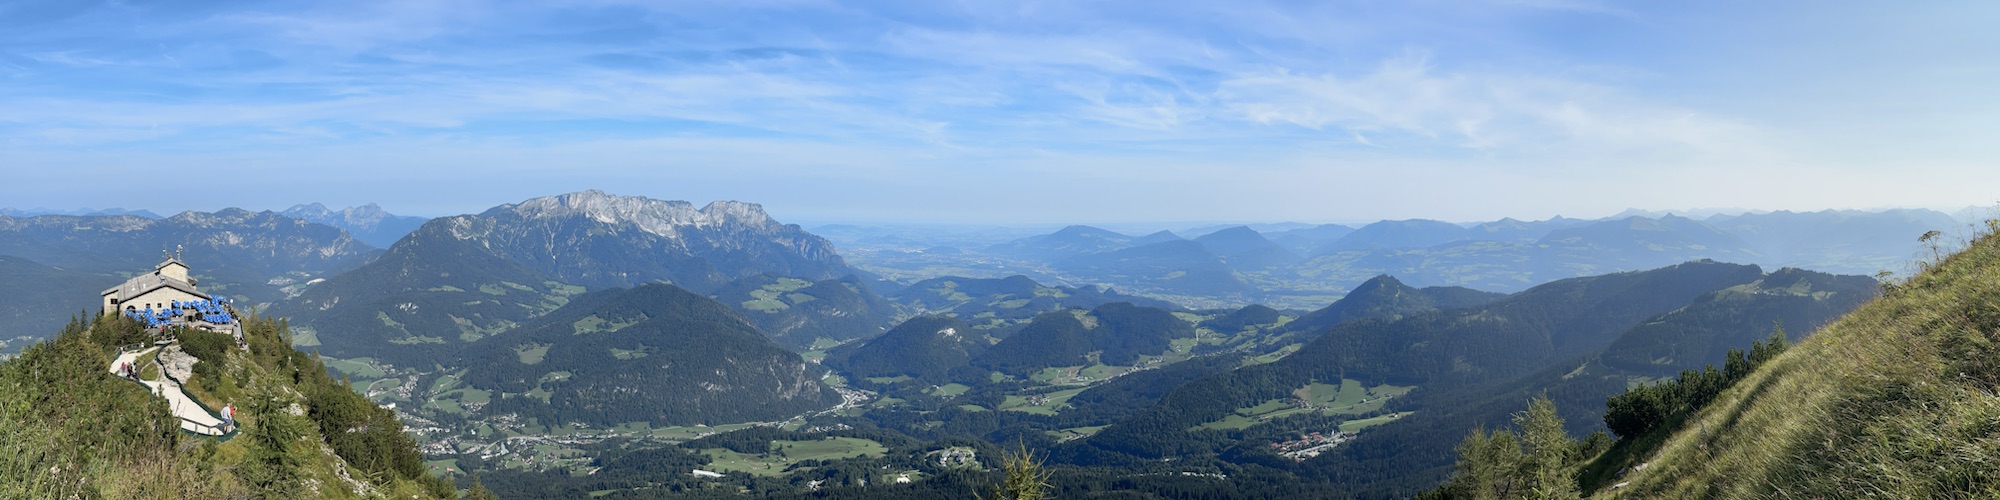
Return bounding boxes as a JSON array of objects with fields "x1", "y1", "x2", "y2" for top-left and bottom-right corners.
[{"x1": 1, "y1": 0, "x2": 1994, "y2": 221}]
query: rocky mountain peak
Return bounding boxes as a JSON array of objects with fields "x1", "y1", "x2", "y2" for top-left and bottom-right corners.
[
  {"x1": 284, "y1": 203, "x2": 334, "y2": 219},
  {"x1": 503, "y1": 190, "x2": 780, "y2": 238}
]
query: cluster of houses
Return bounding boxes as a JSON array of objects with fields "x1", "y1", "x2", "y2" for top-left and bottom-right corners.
[{"x1": 1271, "y1": 431, "x2": 1356, "y2": 461}]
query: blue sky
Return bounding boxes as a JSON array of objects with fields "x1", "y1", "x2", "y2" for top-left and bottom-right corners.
[{"x1": 3, "y1": 0, "x2": 1996, "y2": 224}]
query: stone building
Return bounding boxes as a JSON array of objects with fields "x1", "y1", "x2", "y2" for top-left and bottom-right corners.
[{"x1": 102, "y1": 257, "x2": 210, "y2": 313}]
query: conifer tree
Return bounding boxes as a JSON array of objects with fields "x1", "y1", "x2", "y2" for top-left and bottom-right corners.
[
  {"x1": 240, "y1": 392, "x2": 307, "y2": 498},
  {"x1": 986, "y1": 442, "x2": 1050, "y2": 500},
  {"x1": 1516, "y1": 395, "x2": 1579, "y2": 499}
]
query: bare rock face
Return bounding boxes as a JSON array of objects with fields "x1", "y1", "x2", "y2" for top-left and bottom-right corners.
[
  {"x1": 427, "y1": 190, "x2": 852, "y2": 291},
  {"x1": 159, "y1": 345, "x2": 198, "y2": 382}
]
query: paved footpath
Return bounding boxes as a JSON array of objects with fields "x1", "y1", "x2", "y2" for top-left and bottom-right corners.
[{"x1": 110, "y1": 347, "x2": 229, "y2": 436}]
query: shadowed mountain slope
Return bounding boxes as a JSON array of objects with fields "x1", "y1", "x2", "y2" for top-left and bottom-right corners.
[{"x1": 460, "y1": 284, "x2": 840, "y2": 427}]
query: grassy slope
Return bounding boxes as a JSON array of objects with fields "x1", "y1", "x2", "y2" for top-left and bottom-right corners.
[
  {"x1": 0, "y1": 316, "x2": 452, "y2": 498},
  {"x1": 1608, "y1": 231, "x2": 2000, "y2": 498}
]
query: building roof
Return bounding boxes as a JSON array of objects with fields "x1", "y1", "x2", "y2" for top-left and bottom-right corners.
[{"x1": 102, "y1": 271, "x2": 208, "y2": 302}]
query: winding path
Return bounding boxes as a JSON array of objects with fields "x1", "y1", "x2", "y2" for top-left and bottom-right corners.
[{"x1": 110, "y1": 347, "x2": 230, "y2": 436}]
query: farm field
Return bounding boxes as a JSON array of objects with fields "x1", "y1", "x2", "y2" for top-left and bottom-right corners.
[{"x1": 698, "y1": 437, "x2": 888, "y2": 477}]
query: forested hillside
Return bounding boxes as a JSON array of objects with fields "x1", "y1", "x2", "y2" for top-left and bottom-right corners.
[
  {"x1": 0, "y1": 314, "x2": 451, "y2": 498},
  {"x1": 0, "y1": 256, "x2": 118, "y2": 352},
  {"x1": 460, "y1": 284, "x2": 841, "y2": 426},
  {"x1": 1602, "y1": 227, "x2": 2000, "y2": 497}
]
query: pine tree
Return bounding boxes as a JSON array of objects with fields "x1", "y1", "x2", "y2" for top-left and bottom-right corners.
[
  {"x1": 240, "y1": 392, "x2": 307, "y2": 498},
  {"x1": 1449, "y1": 428, "x2": 1524, "y2": 499},
  {"x1": 465, "y1": 475, "x2": 500, "y2": 500},
  {"x1": 1516, "y1": 395, "x2": 1579, "y2": 500},
  {"x1": 986, "y1": 442, "x2": 1050, "y2": 500}
]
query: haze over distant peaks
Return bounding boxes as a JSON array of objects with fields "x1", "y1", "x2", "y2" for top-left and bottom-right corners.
[
  {"x1": 282, "y1": 202, "x2": 429, "y2": 248},
  {"x1": 0, "y1": 207, "x2": 163, "y2": 219}
]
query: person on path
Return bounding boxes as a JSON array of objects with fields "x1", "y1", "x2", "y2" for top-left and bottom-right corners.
[{"x1": 222, "y1": 404, "x2": 234, "y2": 428}]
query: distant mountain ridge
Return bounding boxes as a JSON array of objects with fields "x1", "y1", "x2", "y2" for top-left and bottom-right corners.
[
  {"x1": 0, "y1": 207, "x2": 164, "y2": 218},
  {"x1": 279, "y1": 190, "x2": 861, "y2": 364},
  {"x1": 282, "y1": 203, "x2": 429, "y2": 248},
  {"x1": 457, "y1": 190, "x2": 852, "y2": 291},
  {"x1": 0, "y1": 209, "x2": 377, "y2": 309},
  {"x1": 914, "y1": 209, "x2": 1959, "y2": 309}
]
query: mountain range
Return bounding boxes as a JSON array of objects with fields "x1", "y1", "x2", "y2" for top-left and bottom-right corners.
[
  {"x1": 281, "y1": 203, "x2": 430, "y2": 248},
  {"x1": 2, "y1": 192, "x2": 1982, "y2": 498},
  {"x1": 824, "y1": 209, "x2": 1960, "y2": 309},
  {"x1": 0, "y1": 209, "x2": 378, "y2": 310},
  {"x1": 276, "y1": 190, "x2": 861, "y2": 364}
]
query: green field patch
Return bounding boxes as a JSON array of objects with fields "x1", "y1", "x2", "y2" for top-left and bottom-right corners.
[
  {"x1": 928, "y1": 383, "x2": 972, "y2": 397},
  {"x1": 427, "y1": 285, "x2": 466, "y2": 293},
  {"x1": 524, "y1": 387, "x2": 552, "y2": 403},
  {"x1": 808, "y1": 337, "x2": 845, "y2": 350},
  {"x1": 428, "y1": 373, "x2": 462, "y2": 394},
  {"x1": 1194, "y1": 379, "x2": 1416, "y2": 431},
  {"x1": 740, "y1": 279, "x2": 816, "y2": 313},
  {"x1": 957, "y1": 404, "x2": 989, "y2": 412},
  {"x1": 1029, "y1": 366, "x2": 1080, "y2": 383},
  {"x1": 324, "y1": 357, "x2": 386, "y2": 379},
  {"x1": 864, "y1": 375, "x2": 913, "y2": 385},
  {"x1": 871, "y1": 397, "x2": 906, "y2": 408},
  {"x1": 388, "y1": 335, "x2": 445, "y2": 345},
  {"x1": 376, "y1": 311, "x2": 408, "y2": 332},
  {"x1": 699, "y1": 437, "x2": 887, "y2": 477},
  {"x1": 433, "y1": 398, "x2": 466, "y2": 415},
  {"x1": 291, "y1": 326, "x2": 321, "y2": 347},
  {"x1": 515, "y1": 343, "x2": 552, "y2": 364},
  {"x1": 993, "y1": 298, "x2": 1031, "y2": 309},
  {"x1": 1245, "y1": 343, "x2": 1303, "y2": 365},
  {"x1": 1032, "y1": 286, "x2": 1070, "y2": 298},
  {"x1": 1048, "y1": 425, "x2": 1105, "y2": 441},
  {"x1": 1194, "y1": 414, "x2": 1262, "y2": 431},
  {"x1": 646, "y1": 423, "x2": 755, "y2": 441},
  {"x1": 1077, "y1": 364, "x2": 1128, "y2": 381},
  {"x1": 546, "y1": 282, "x2": 587, "y2": 296},
  {"x1": 478, "y1": 284, "x2": 508, "y2": 296},
  {"x1": 573, "y1": 314, "x2": 643, "y2": 334},
  {"x1": 1000, "y1": 387, "x2": 1087, "y2": 415},
  {"x1": 436, "y1": 387, "x2": 492, "y2": 406},
  {"x1": 539, "y1": 371, "x2": 572, "y2": 384},
  {"x1": 1072, "y1": 310, "x2": 1099, "y2": 329},
  {"x1": 426, "y1": 458, "x2": 462, "y2": 476},
  {"x1": 1172, "y1": 312, "x2": 1206, "y2": 323},
  {"x1": 609, "y1": 347, "x2": 649, "y2": 360},
  {"x1": 1340, "y1": 411, "x2": 1414, "y2": 432},
  {"x1": 501, "y1": 281, "x2": 534, "y2": 292},
  {"x1": 740, "y1": 295, "x2": 788, "y2": 312}
]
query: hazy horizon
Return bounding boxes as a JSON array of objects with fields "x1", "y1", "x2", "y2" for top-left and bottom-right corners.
[
  {"x1": 4, "y1": 195, "x2": 1992, "y2": 232},
  {"x1": 6, "y1": 1, "x2": 1996, "y2": 224}
]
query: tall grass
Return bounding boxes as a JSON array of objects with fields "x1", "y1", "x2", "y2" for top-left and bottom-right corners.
[{"x1": 1608, "y1": 222, "x2": 2000, "y2": 498}]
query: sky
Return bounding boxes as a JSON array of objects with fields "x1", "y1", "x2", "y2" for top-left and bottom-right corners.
[{"x1": 3, "y1": 0, "x2": 1998, "y2": 224}]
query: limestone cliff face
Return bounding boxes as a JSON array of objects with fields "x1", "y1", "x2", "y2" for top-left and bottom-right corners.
[{"x1": 422, "y1": 190, "x2": 851, "y2": 292}]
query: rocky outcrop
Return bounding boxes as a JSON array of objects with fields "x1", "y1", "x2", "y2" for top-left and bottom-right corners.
[
  {"x1": 419, "y1": 190, "x2": 852, "y2": 291},
  {"x1": 159, "y1": 345, "x2": 197, "y2": 382}
]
